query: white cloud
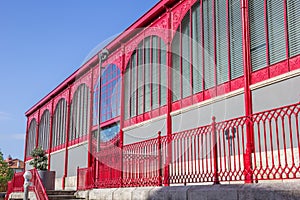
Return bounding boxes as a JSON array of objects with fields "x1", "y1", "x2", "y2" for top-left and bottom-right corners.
[
  {"x1": 0, "y1": 133, "x2": 25, "y2": 141},
  {"x1": 11, "y1": 134, "x2": 25, "y2": 140},
  {"x1": 0, "y1": 112, "x2": 12, "y2": 120}
]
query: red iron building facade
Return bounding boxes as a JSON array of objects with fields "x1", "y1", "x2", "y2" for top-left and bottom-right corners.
[{"x1": 24, "y1": 0, "x2": 300, "y2": 189}]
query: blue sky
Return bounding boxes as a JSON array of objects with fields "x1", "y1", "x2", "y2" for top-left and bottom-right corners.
[{"x1": 0, "y1": 0, "x2": 159, "y2": 159}]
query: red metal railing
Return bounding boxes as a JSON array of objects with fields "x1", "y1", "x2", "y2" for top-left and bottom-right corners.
[
  {"x1": 5, "y1": 169, "x2": 49, "y2": 200},
  {"x1": 123, "y1": 131, "x2": 165, "y2": 187},
  {"x1": 251, "y1": 102, "x2": 300, "y2": 181},
  {"x1": 77, "y1": 166, "x2": 94, "y2": 190},
  {"x1": 77, "y1": 102, "x2": 300, "y2": 190}
]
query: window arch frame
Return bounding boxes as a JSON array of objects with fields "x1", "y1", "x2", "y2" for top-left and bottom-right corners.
[
  {"x1": 52, "y1": 98, "x2": 67, "y2": 150},
  {"x1": 26, "y1": 119, "x2": 37, "y2": 157},
  {"x1": 124, "y1": 35, "x2": 168, "y2": 125},
  {"x1": 38, "y1": 109, "x2": 50, "y2": 151},
  {"x1": 69, "y1": 83, "x2": 90, "y2": 144}
]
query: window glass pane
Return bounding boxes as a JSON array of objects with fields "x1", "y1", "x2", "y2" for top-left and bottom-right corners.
[
  {"x1": 230, "y1": 0, "x2": 243, "y2": 79},
  {"x1": 172, "y1": 31, "x2": 181, "y2": 102},
  {"x1": 131, "y1": 53, "x2": 137, "y2": 116},
  {"x1": 145, "y1": 38, "x2": 151, "y2": 112},
  {"x1": 192, "y1": 2, "x2": 203, "y2": 94},
  {"x1": 267, "y1": 0, "x2": 286, "y2": 64},
  {"x1": 100, "y1": 123, "x2": 120, "y2": 142},
  {"x1": 160, "y1": 40, "x2": 167, "y2": 106},
  {"x1": 182, "y1": 14, "x2": 191, "y2": 98},
  {"x1": 124, "y1": 66, "x2": 130, "y2": 120},
  {"x1": 203, "y1": 0, "x2": 215, "y2": 89},
  {"x1": 152, "y1": 36, "x2": 159, "y2": 109},
  {"x1": 249, "y1": 0, "x2": 267, "y2": 71},
  {"x1": 137, "y1": 44, "x2": 144, "y2": 115},
  {"x1": 216, "y1": 0, "x2": 228, "y2": 84}
]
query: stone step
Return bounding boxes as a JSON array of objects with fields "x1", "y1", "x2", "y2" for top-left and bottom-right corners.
[
  {"x1": 46, "y1": 190, "x2": 76, "y2": 196},
  {"x1": 48, "y1": 195, "x2": 79, "y2": 200}
]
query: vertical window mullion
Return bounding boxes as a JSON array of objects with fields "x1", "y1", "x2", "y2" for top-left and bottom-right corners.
[
  {"x1": 180, "y1": 24, "x2": 183, "y2": 99},
  {"x1": 283, "y1": 0, "x2": 289, "y2": 60},
  {"x1": 213, "y1": 0, "x2": 217, "y2": 88},
  {"x1": 158, "y1": 38, "x2": 161, "y2": 106},
  {"x1": 135, "y1": 49, "x2": 139, "y2": 116},
  {"x1": 150, "y1": 36, "x2": 153, "y2": 111},
  {"x1": 264, "y1": 0, "x2": 270, "y2": 66},
  {"x1": 227, "y1": 0, "x2": 231, "y2": 82}
]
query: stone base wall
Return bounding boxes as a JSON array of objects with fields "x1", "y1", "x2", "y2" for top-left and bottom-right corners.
[{"x1": 76, "y1": 182, "x2": 300, "y2": 200}]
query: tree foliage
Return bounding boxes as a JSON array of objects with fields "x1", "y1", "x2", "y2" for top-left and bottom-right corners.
[
  {"x1": 29, "y1": 147, "x2": 48, "y2": 170},
  {"x1": 0, "y1": 151, "x2": 14, "y2": 191}
]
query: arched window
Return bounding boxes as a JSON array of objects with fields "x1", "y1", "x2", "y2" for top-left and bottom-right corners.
[
  {"x1": 38, "y1": 110, "x2": 50, "y2": 150},
  {"x1": 93, "y1": 64, "x2": 121, "y2": 125},
  {"x1": 172, "y1": 0, "x2": 243, "y2": 102},
  {"x1": 52, "y1": 99, "x2": 67, "y2": 147},
  {"x1": 70, "y1": 84, "x2": 90, "y2": 141},
  {"x1": 124, "y1": 36, "x2": 167, "y2": 119},
  {"x1": 26, "y1": 119, "x2": 37, "y2": 156}
]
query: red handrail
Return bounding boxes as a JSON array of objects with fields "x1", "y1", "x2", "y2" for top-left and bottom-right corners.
[{"x1": 5, "y1": 170, "x2": 49, "y2": 200}]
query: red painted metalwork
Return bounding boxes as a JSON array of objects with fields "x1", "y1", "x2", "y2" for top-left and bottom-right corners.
[
  {"x1": 47, "y1": 99, "x2": 55, "y2": 170},
  {"x1": 77, "y1": 166, "x2": 94, "y2": 190},
  {"x1": 211, "y1": 116, "x2": 220, "y2": 184},
  {"x1": 31, "y1": 169, "x2": 49, "y2": 200},
  {"x1": 88, "y1": 68, "x2": 94, "y2": 168},
  {"x1": 62, "y1": 86, "x2": 72, "y2": 190},
  {"x1": 241, "y1": 0, "x2": 254, "y2": 183},
  {"x1": 119, "y1": 45, "x2": 126, "y2": 186},
  {"x1": 251, "y1": 102, "x2": 300, "y2": 181},
  {"x1": 95, "y1": 138, "x2": 122, "y2": 188},
  {"x1": 264, "y1": 0, "x2": 270, "y2": 67},
  {"x1": 122, "y1": 133, "x2": 164, "y2": 187},
  {"x1": 76, "y1": 102, "x2": 300, "y2": 190},
  {"x1": 165, "y1": 9, "x2": 172, "y2": 186},
  {"x1": 6, "y1": 169, "x2": 49, "y2": 200}
]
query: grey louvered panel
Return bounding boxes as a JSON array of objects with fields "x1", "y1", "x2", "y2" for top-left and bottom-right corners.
[
  {"x1": 216, "y1": 0, "x2": 228, "y2": 84},
  {"x1": 192, "y1": 1, "x2": 203, "y2": 94},
  {"x1": 267, "y1": 0, "x2": 287, "y2": 64},
  {"x1": 249, "y1": 0, "x2": 267, "y2": 71},
  {"x1": 203, "y1": 0, "x2": 215, "y2": 89},
  {"x1": 182, "y1": 14, "x2": 191, "y2": 98},
  {"x1": 230, "y1": 0, "x2": 244, "y2": 79}
]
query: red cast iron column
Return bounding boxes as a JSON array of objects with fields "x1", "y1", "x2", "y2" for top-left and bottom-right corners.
[
  {"x1": 62, "y1": 86, "x2": 72, "y2": 189},
  {"x1": 119, "y1": 45, "x2": 126, "y2": 187},
  {"x1": 165, "y1": 8, "x2": 172, "y2": 186},
  {"x1": 88, "y1": 68, "x2": 94, "y2": 168},
  {"x1": 241, "y1": 0, "x2": 254, "y2": 184},
  {"x1": 48, "y1": 99, "x2": 54, "y2": 170}
]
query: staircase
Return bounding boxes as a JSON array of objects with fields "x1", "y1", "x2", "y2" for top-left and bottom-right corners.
[{"x1": 46, "y1": 190, "x2": 83, "y2": 200}]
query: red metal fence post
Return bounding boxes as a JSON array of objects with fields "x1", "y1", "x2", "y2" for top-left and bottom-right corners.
[
  {"x1": 157, "y1": 131, "x2": 162, "y2": 186},
  {"x1": 212, "y1": 116, "x2": 220, "y2": 184}
]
